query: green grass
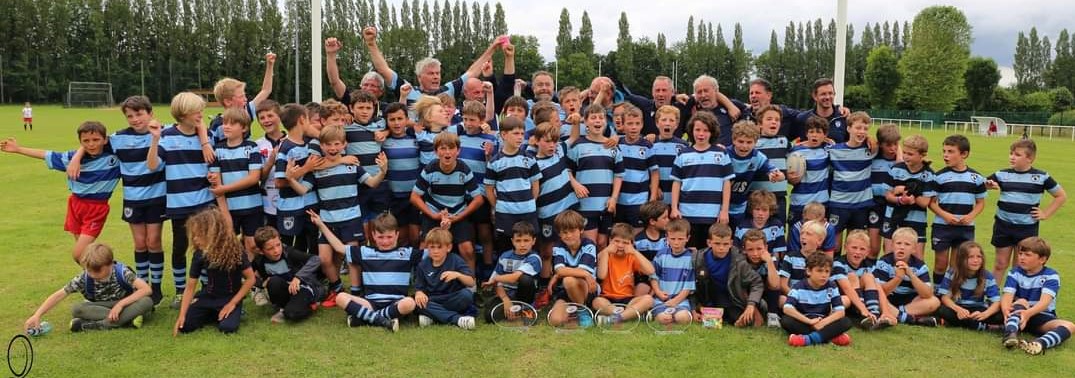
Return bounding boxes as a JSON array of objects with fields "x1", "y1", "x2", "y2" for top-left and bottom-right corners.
[{"x1": 0, "y1": 105, "x2": 1072, "y2": 377}]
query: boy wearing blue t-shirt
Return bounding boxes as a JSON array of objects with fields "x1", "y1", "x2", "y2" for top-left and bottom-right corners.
[
  {"x1": 874, "y1": 227, "x2": 940, "y2": 327},
  {"x1": 928, "y1": 135, "x2": 986, "y2": 285},
  {"x1": 483, "y1": 222, "x2": 542, "y2": 322},
  {"x1": 749, "y1": 105, "x2": 791, "y2": 224},
  {"x1": 827, "y1": 112, "x2": 878, "y2": 254},
  {"x1": 485, "y1": 117, "x2": 542, "y2": 257},
  {"x1": 1001, "y1": 237, "x2": 1075, "y2": 355},
  {"x1": 783, "y1": 253, "x2": 853, "y2": 347},
  {"x1": 568, "y1": 104, "x2": 624, "y2": 249},
  {"x1": 650, "y1": 105, "x2": 688, "y2": 205},
  {"x1": 614, "y1": 105, "x2": 659, "y2": 231},
  {"x1": 672, "y1": 111, "x2": 733, "y2": 249},
  {"x1": 381, "y1": 103, "x2": 423, "y2": 247},
  {"x1": 274, "y1": 104, "x2": 324, "y2": 256},
  {"x1": 726, "y1": 120, "x2": 782, "y2": 227},
  {"x1": 411, "y1": 132, "x2": 485, "y2": 272},
  {"x1": 649, "y1": 219, "x2": 696, "y2": 327},
  {"x1": 209, "y1": 108, "x2": 264, "y2": 258},
  {"x1": 547, "y1": 210, "x2": 599, "y2": 327},
  {"x1": 414, "y1": 229, "x2": 478, "y2": 330},
  {"x1": 787, "y1": 116, "x2": 832, "y2": 224}
]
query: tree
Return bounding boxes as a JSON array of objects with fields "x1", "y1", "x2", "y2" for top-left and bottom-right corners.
[
  {"x1": 555, "y1": 8, "x2": 572, "y2": 60},
  {"x1": 964, "y1": 57, "x2": 1000, "y2": 111},
  {"x1": 864, "y1": 45, "x2": 900, "y2": 108},
  {"x1": 492, "y1": 2, "x2": 507, "y2": 36},
  {"x1": 897, "y1": 6, "x2": 971, "y2": 111},
  {"x1": 577, "y1": 12, "x2": 594, "y2": 58},
  {"x1": 558, "y1": 52, "x2": 596, "y2": 89},
  {"x1": 614, "y1": 12, "x2": 633, "y2": 85},
  {"x1": 1046, "y1": 29, "x2": 1075, "y2": 94}
]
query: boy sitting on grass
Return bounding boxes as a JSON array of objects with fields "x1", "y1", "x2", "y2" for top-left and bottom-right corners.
[
  {"x1": 593, "y1": 223, "x2": 656, "y2": 326},
  {"x1": 414, "y1": 228, "x2": 478, "y2": 330}
]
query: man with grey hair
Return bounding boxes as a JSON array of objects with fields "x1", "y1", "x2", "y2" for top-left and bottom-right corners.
[
  {"x1": 673, "y1": 74, "x2": 746, "y2": 146},
  {"x1": 362, "y1": 26, "x2": 505, "y2": 109},
  {"x1": 324, "y1": 37, "x2": 390, "y2": 112}
]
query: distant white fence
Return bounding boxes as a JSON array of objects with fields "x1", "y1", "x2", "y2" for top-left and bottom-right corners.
[
  {"x1": 944, "y1": 121, "x2": 1075, "y2": 140},
  {"x1": 871, "y1": 118, "x2": 934, "y2": 130}
]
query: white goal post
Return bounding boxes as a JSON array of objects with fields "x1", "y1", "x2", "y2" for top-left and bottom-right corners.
[
  {"x1": 65, "y1": 82, "x2": 114, "y2": 108},
  {"x1": 972, "y1": 116, "x2": 1007, "y2": 137}
]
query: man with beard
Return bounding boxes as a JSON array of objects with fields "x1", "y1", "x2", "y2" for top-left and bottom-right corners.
[
  {"x1": 742, "y1": 78, "x2": 851, "y2": 143},
  {"x1": 795, "y1": 78, "x2": 849, "y2": 144}
]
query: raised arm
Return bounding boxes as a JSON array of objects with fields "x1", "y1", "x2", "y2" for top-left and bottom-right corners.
[
  {"x1": 251, "y1": 53, "x2": 277, "y2": 108},
  {"x1": 362, "y1": 26, "x2": 397, "y2": 88},
  {"x1": 325, "y1": 38, "x2": 348, "y2": 100},
  {"x1": 463, "y1": 36, "x2": 507, "y2": 78}
]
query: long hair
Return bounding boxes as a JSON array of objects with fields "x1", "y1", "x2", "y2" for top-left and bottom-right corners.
[
  {"x1": 186, "y1": 207, "x2": 244, "y2": 270},
  {"x1": 950, "y1": 241, "x2": 986, "y2": 301}
]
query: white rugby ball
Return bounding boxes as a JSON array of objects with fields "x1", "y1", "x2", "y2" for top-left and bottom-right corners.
[{"x1": 786, "y1": 153, "x2": 807, "y2": 178}]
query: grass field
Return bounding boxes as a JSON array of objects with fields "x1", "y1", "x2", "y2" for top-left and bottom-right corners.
[{"x1": 0, "y1": 105, "x2": 1072, "y2": 377}]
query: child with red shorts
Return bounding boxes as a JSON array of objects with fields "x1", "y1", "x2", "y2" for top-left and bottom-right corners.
[{"x1": 1, "y1": 121, "x2": 120, "y2": 262}]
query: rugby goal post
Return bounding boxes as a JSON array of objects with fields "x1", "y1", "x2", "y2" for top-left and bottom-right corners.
[
  {"x1": 65, "y1": 82, "x2": 114, "y2": 108},
  {"x1": 972, "y1": 116, "x2": 1007, "y2": 137}
]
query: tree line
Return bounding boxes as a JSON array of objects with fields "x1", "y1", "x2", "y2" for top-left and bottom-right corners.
[{"x1": 0, "y1": 1, "x2": 1070, "y2": 119}]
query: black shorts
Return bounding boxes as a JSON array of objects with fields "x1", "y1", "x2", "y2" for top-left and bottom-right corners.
[
  {"x1": 601, "y1": 296, "x2": 633, "y2": 306},
  {"x1": 318, "y1": 219, "x2": 365, "y2": 244},
  {"x1": 358, "y1": 186, "x2": 391, "y2": 222},
  {"x1": 829, "y1": 207, "x2": 869, "y2": 233},
  {"x1": 494, "y1": 212, "x2": 538, "y2": 237},
  {"x1": 470, "y1": 202, "x2": 492, "y2": 225},
  {"x1": 231, "y1": 210, "x2": 264, "y2": 237},
  {"x1": 866, "y1": 203, "x2": 885, "y2": 229},
  {"x1": 388, "y1": 196, "x2": 419, "y2": 226},
  {"x1": 421, "y1": 217, "x2": 475, "y2": 245},
  {"x1": 931, "y1": 224, "x2": 975, "y2": 251},
  {"x1": 881, "y1": 219, "x2": 927, "y2": 243},
  {"x1": 1025, "y1": 312, "x2": 1060, "y2": 335},
  {"x1": 122, "y1": 202, "x2": 166, "y2": 224},
  {"x1": 614, "y1": 204, "x2": 644, "y2": 228},
  {"x1": 888, "y1": 292, "x2": 918, "y2": 307},
  {"x1": 991, "y1": 218, "x2": 1039, "y2": 248},
  {"x1": 277, "y1": 210, "x2": 314, "y2": 237},
  {"x1": 583, "y1": 213, "x2": 613, "y2": 234},
  {"x1": 552, "y1": 287, "x2": 597, "y2": 307},
  {"x1": 538, "y1": 217, "x2": 560, "y2": 243}
]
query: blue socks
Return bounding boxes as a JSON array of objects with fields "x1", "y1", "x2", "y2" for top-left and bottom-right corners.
[
  {"x1": 1036, "y1": 326, "x2": 1072, "y2": 349},
  {"x1": 345, "y1": 302, "x2": 381, "y2": 323},
  {"x1": 1005, "y1": 303, "x2": 1027, "y2": 334},
  {"x1": 863, "y1": 289, "x2": 881, "y2": 317},
  {"x1": 134, "y1": 251, "x2": 149, "y2": 280},
  {"x1": 805, "y1": 332, "x2": 823, "y2": 345},
  {"x1": 149, "y1": 252, "x2": 164, "y2": 294}
]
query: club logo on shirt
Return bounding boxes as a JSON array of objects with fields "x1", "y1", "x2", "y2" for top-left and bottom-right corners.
[{"x1": 1032, "y1": 174, "x2": 1041, "y2": 182}]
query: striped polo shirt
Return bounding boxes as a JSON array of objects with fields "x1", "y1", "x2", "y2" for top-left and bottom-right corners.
[
  {"x1": 652, "y1": 248, "x2": 696, "y2": 302},
  {"x1": 568, "y1": 137, "x2": 625, "y2": 216},
  {"x1": 785, "y1": 280, "x2": 844, "y2": 318},
  {"x1": 734, "y1": 218, "x2": 787, "y2": 257},
  {"x1": 882, "y1": 162, "x2": 936, "y2": 228},
  {"x1": 413, "y1": 161, "x2": 482, "y2": 216},
  {"x1": 210, "y1": 140, "x2": 263, "y2": 214},
  {"x1": 937, "y1": 270, "x2": 1001, "y2": 308},
  {"x1": 988, "y1": 168, "x2": 1061, "y2": 225},
  {"x1": 552, "y1": 238, "x2": 598, "y2": 279},
  {"x1": 616, "y1": 137, "x2": 657, "y2": 207},
  {"x1": 274, "y1": 137, "x2": 321, "y2": 214},
  {"x1": 828, "y1": 142, "x2": 876, "y2": 210},
  {"x1": 382, "y1": 133, "x2": 421, "y2": 199},
  {"x1": 728, "y1": 148, "x2": 774, "y2": 216},
  {"x1": 157, "y1": 125, "x2": 214, "y2": 217},
  {"x1": 45, "y1": 150, "x2": 120, "y2": 201},
  {"x1": 313, "y1": 163, "x2": 371, "y2": 225},
  {"x1": 750, "y1": 135, "x2": 790, "y2": 197},
  {"x1": 832, "y1": 256, "x2": 876, "y2": 282},
  {"x1": 1003, "y1": 266, "x2": 1060, "y2": 315},
  {"x1": 870, "y1": 155, "x2": 899, "y2": 205},
  {"x1": 533, "y1": 145, "x2": 578, "y2": 221},
  {"x1": 494, "y1": 250, "x2": 543, "y2": 291},
  {"x1": 447, "y1": 124, "x2": 498, "y2": 184},
  {"x1": 931, "y1": 166, "x2": 986, "y2": 226},
  {"x1": 344, "y1": 119, "x2": 387, "y2": 176},
  {"x1": 634, "y1": 232, "x2": 667, "y2": 261},
  {"x1": 671, "y1": 145, "x2": 733, "y2": 224},
  {"x1": 416, "y1": 128, "x2": 443, "y2": 166},
  {"x1": 873, "y1": 253, "x2": 932, "y2": 296},
  {"x1": 651, "y1": 137, "x2": 688, "y2": 204},
  {"x1": 789, "y1": 143, "x2": 831, "y2": 210},
  {"x1": 485, "y1": 150, "x2": 541, "y2": 216},
  {"x1": 345, "y1": 244, "x2": 424, "y2": 303},
  {"x1": 109, "y1": 128, "x2": 165, "y2": 206}
]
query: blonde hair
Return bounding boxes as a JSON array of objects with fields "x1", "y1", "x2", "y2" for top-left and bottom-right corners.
[
  {"x1": 610, "y1": 223, "x2": 634, "y2": 241},
  {"x1": 319, "y1": 125, "x2": 346, "y2": 144},
  {"x1": 319, "y1": 99, "x2": 349, "y2": 120},
  {"x1": 222, "y1": 108, "x2": 251, "y2": 130},
  {"x1": 656, "y1": 105, "x2": 680, "y2": 123},
  {"x1": 187, "y1": 207, "x2": 245, "y2": 270},
  {"x1": 801, "y1": 220, "x2": 828, "y2": 241},
  {"x1": 433, "y1": 131, "x2": 460, "y2": 150},
  {"x1": 892, "y1": 227, "x2": 919, "y2": 243},
  {"x1": 731, "y1": 120, "x2": 760, "y2": 141},
  {"x1": 424, "y1": 228, "x2": 453, "y2": 246},
  {"x1": 170, "y1": 92, "x2": 206, "y2": 121},
  {"x1": 414, "y1": 95, "x2": 442, "y2": 124},
  {"x1": 80, "y1": 243, "x2": 115, "y2": 270},
  {"x1": 212, "y1": 78, "x2": 245, "y2": 104},
  {"x1": 803, "y1": 202, "x2": 826, "y2": 220},
  {"x1": 903, "y1": 135, "x2": 929, "y2": 154},
  {"x1": 847, "y1": 111, "x2": 871, "y2": 126},
  {"x1": 845, "y1": 229, "x2": 870, "y2": 247}
]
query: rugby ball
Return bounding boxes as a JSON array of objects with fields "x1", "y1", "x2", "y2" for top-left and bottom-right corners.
[{"x1": 786, "y1": 152, "x2": 807, "y2": 178}]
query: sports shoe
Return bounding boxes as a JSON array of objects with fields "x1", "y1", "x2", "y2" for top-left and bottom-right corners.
[
  {"x1": 78, "y1": 320, "x2": 105, "y2": 331},
  {"x1": 1003, "y1": 332, "x2": 1020, "y2": 349},
  {"x1": 873, "y1": 317, "x2": 895, "y2": 331},
  {"x1": 767, "y1": 313, "x2": 781, "y2": 327},
  {"x1": 577, "y1": 310, "x2": 594, "y2": 328},
  {"x1": 339, "y1": 265, "x2": 349, "y2": 276},
  {"x1": 913, "y1": 316, "x2": 938, "y2": 327},
  {"x1": 69, "y1": 318, "x2": 85, "y2": 333},
  {"x1": 321, "y1": 291, "x2": 339, "y2": 308},
  {"x1": 1020, "y1": 340, "x2": 1044, "y2": 355},
  {"x1": 534, "y1": 290, "x2": 551, "y2": 310},
  {"x1": 171, "y1": 295, "x2": 183, "y2": 310},
  {"x1": 253, "y1": 288, "x2": 270, "y2": 307},
  {"x1": 457, "y1": 316, "x2": 476, "y2": 330},
  {"x1": 831, "y1": 333, "x2": 852, "y2": 346},
  {"x1": 271, "y1": 309, "x2": 286, "y2": 324},
  {"x1": 131, "y1": 315, "x2": 144, "y2": 329},
  {"x1": 787, "y1": 334, "x2": 808, "y2": 347},
  {"x1": 371, "y1": 316, "x2": 398, "y2": 333},
  {"x1": 859, "y1": 317, "x2": 877, "y2": 329},
  {"x1": 418, "y1": 315, "x2": 434, "y2": 327},
  {"x1": 346, "y1": 315, "x2": 361, "y2": 328},
  {"x1": 151, "y1": 291, "x2": 163, "y2": 307}
]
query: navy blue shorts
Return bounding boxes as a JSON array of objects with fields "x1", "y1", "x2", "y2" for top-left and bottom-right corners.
[
  {"x1": 470, "y1": 202, "x2": 492, "y2": 225},
  {"x1": 773, "y1": 194, "x2": 788, "y2": 225},
  {"x1": 231, "y1": 210, "x2": 264, "y2": 237},
  {"x1": 388, "y1": 196, "x2": 419, "y2": 226},
  {"x1": 614, "y1": 204, "x2": 644, "y2": 228},
  {"x1": 538, "y1": 217, "x2": 560, "y2": 243},
  {"x1": 358, "y1": 186, "x2": 391, "y2": 222},
  {"x1": 1026, "y1": 312, "x2": 1060, "y2": 335},
  {"x1": 122, "y1": 202, "x2": 166, "y2": 224},
  {"x1": 866, "y1": 202, "x2": 885, "y2": 229},
  {"x1": 277, "y1": 211, "x2": 314, "y2": 237},
  {"x1": 318, "y1": 219, "x2": 365, "y2": 244},
  {"x1": 494, "y1": 212, "x2": 538, "y2": 237},
  {"x1": 991, "y1": 218, "x2": 1038, "y2": 248},
  {"x1": 828, "y1": 207, "x2": 869, "y2": 233},
  {"x1": 888, "y1": 292, "x2": 918, "y2": 307},
  {"x1": 931, "y1": 224, "x2": 975, "y2": 251},
  {"x1": 552, "y1": 287, "x2": 597, "y2": 307},
  {"x1": 420, "y1": 217, "x2": 475, "y2": 245},
  {"x1": 583, "y1": 213, "x2": 613, "y2": 234},
  {"x1": 881, "y1": 219, "x2": 927, "y2": 243}
]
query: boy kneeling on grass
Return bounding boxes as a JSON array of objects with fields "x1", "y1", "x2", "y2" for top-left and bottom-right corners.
[{"x1": 25, "y1": 243, "x2": 153, "y2": 333}]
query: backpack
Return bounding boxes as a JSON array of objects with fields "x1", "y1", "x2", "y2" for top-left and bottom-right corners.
[{"x1": 84, "y1": 262, "x2": 134, "y2": 302}]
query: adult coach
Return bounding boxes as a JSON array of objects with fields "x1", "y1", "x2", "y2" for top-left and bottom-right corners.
[
  {"x1": 673, "y1": 75, "x2": 745, "y2": 146},
  {"x1": 795, "y1": 78, "x2": 848, "y2": 143},
  {"x1": 617, "y1": 76, "x2": 675, "y2": 137},
  {"x1": 325, "y1": 37, "x2": 390, "y2": 112}
]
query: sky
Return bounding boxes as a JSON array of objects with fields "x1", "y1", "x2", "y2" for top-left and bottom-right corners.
[{"x1": 491, "y1": 0, "x2": 1071, "y2": 87}]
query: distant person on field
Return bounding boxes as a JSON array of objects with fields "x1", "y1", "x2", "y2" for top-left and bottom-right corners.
[{"x1": 22, "y1": 101, "x2": 32, "y2": 131}]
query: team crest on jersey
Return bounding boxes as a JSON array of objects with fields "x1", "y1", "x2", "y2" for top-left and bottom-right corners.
[
  {"x1": 106, "y1": 156, "x2": 119, "y2": 166},
  {"x1": 638, "y1": 149, "x2": 646, "y2": 158},
  {"x1": 1032, "y1": 174, "x2": 1041, "y2": 182},
  {"x1": 346, "y1": 165, "x2": 356, "y2": 173}
]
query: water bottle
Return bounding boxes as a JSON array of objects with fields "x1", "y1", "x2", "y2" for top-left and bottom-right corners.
[{"x1": 27, "y1": 321, "x2": 52, "y2": 337}]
